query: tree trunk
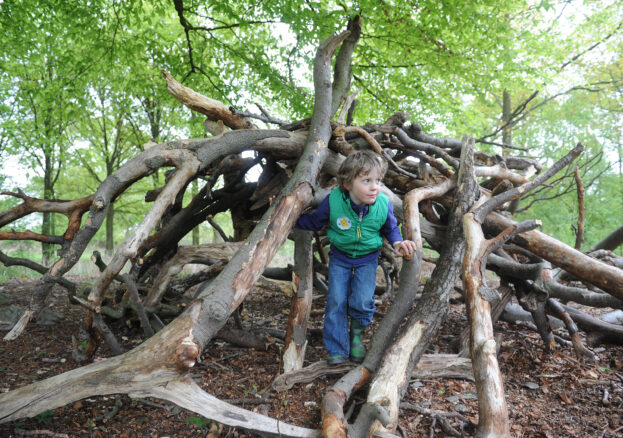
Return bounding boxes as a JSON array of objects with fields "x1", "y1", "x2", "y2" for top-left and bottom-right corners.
[
  {"x1": 105, "y1": 204, "x2": 114, "y2": 255},
  {"x1": 41, "y1": 159, "x2": 55, "y2": 266}
]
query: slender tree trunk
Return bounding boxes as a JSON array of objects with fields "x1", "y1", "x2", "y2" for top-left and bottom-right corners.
[
  {"x1": 105, "y1": 205, "x2": 114, "y2": 255},
  {"x1": 41, "y1": 156, "x2": 55, "y2": 266},
  {"x1": 502, "y1": 90, "x2": 511, "y2": 150},
  {"x1": 191, "y1": 180, "x2": 200, "y2": 245}
]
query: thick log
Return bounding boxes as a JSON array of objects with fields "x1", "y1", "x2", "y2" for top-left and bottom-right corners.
[
  {"x1": 162, "y1": 70, "x2": 254, "y2": 130},
  {"x1": 485, "y1": 212, "x2": 623, "y2": 300},
  {"x1": 459, "y1": 283, "x2": 514, "y2": 355},
  {"x1": 462, "y1": 212, "x2": 512, "y2": 438},
  {"x1": 283, "y1": 229, "x2": 314, "y2": 372}
]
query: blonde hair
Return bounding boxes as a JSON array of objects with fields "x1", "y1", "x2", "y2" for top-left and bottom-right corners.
[{"x1": 337, "y1": 150, "x2": 387, "y2": 192}]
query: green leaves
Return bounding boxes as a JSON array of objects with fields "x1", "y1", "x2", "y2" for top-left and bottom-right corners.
[
  {"x1": 185, "y1": 416, "x2": 212, "y2": 429},
  {"x1": 1, "y1": 0, "x2": 621, "y2": 252}
]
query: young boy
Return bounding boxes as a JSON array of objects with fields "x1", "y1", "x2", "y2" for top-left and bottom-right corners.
[{"x1": 295, "y1": 150, "x2": 416, "y2": 365}]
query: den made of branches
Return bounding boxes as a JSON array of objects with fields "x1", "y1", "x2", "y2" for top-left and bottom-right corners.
[{"x1": 2, "y1": 21, "x2": 623, "y2": 438}]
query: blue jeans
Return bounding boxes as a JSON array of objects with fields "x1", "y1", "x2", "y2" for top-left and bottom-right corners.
[{"x1": 324, "y1": 257, "x2": 377, "y2": 358}]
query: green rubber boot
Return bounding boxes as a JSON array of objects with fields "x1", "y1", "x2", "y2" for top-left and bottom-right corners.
[{"x1": 349, "y1": 319, "x2": 366, "y2": 363}]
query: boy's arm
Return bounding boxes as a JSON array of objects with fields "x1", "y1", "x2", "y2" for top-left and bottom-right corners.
[
  {"x1": 382, "y1": 202, "x2": 417, "y2": 257},
  {"x1": 294, "y1": 195, "x2": 330, "y2": 231}
]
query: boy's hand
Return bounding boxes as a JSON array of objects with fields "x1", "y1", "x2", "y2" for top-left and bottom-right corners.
[{"x1": 393, "y1": 240, "x2": 417, "y2": 257}]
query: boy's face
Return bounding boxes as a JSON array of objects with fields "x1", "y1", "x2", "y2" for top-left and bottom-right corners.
[{"x1": 344, "y1": 169, "x2": 382, "y2": 206}]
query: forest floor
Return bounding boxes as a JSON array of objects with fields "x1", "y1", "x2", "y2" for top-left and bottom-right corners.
[{"x1": 0, "y1": 271, "x2": 622, "y2": 438}]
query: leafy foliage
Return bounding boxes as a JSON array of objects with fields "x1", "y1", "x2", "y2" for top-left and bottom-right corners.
[{"x1": 0, "y1": 0, "x2": 622, "y2": 254}]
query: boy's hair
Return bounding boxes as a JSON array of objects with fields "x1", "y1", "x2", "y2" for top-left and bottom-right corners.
[{"x1": 337, "y1": 150, "x2": 387, "y2": 192}]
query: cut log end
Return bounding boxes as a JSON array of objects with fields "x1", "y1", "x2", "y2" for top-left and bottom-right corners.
[{"x1": 175, "y1": 339, "x2": 200, "y2": 372}]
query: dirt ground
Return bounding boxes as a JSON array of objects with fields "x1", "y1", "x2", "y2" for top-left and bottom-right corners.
[{"x1": 0, "y1": 274, "x2": 622, "y2": 438}]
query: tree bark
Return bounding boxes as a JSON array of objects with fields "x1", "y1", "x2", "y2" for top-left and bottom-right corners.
[{"x1": 283, "y1": 229, "x2": 314, "y2": 372}]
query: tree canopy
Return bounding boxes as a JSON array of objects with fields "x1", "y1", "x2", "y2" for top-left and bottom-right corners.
[{"x1": 1, "y1": 0, "x2": 622, "y2": 251}]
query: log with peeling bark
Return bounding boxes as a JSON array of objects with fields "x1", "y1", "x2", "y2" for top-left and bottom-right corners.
[{"x1": 283, "y1": 229, "x2": 314, "y2": 372}]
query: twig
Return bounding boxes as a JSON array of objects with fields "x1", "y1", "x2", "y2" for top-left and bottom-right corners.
[
  {"x1": 227, "y1": 104, "x2": 290, "y2": 126},
  {"x1": 121, "y1": 274, "x2": 155, "y2": 338},
  {"x1": 207, "y1": 216, "x2": 231, "y2": 242},
  {"x1": 396, "y1": 424, "x2": 408, "y2": 438},
  {"x1": 429, "y1": 416, "x2": 437, "y2": 438},
  {"x1": 400, "y1": 403, "x2": 470, "y2": 423},
  {"x1": 93, "y1": 313, "x2": 124, "y2": 355},
  {"x1": 476, "y1": 139, "x2": 529, "y2": 151},
  {"x1": 382, "y1": 149, "x2": 419, "y2": 179},
  {"x1": 14, "y1": 429, "x2": 69, "y2": 438}
]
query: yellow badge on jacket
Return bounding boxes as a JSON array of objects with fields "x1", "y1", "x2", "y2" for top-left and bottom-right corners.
[{"x1": 337, "y1": 217, "x2": 351, "y2": 230}]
